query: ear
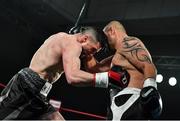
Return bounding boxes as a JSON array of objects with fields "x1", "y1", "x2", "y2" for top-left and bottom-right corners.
[
  {"x1": 83, "y1": 35, "x2": 88, "y2": 42},
  {"x1": 109, "y1": 26, "x2": 115, "y2": 35},
  {"x1": 79, "y1": 35, "x2": 88, "y2": 43}
]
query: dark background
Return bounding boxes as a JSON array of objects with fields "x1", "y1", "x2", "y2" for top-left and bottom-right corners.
[{"x1": 0, "y1": 0, "x2": 180, "y2": 120}]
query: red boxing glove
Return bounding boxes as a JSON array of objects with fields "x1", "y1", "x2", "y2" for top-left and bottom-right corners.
[{"x1": 93, "y1": 65, "x2": 130, "y2": 89}]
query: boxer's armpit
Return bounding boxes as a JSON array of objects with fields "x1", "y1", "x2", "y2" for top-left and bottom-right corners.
[{"x1": 121, "y1": 37, "x2": 152, "y2": 64}]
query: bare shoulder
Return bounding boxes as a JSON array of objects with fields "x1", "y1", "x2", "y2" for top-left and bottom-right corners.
[
  {"x1": 54, "y1": 32, "x2": 68, "y2": 37},
  {"x1": 59, "y1": 34, "x2": 82, "y2": 53},
  {"x1": 121, "y1": 36, "x2": 146, "y2": 50},
  {"x1": 122, "y1": 36, "x2": 143, "y2": 45},
  {"x1": 45, "y1": 32, "x2": 81, "y2": 52},
  {"x1": 120, "y1": 36, "x2": 152, "y2": 64},
  {"x1": 41, "y1": 32, "x2": 69, "y2": 53},
  {"x1": 44, "y1": 32, "x2": 68, "y2": 43}
]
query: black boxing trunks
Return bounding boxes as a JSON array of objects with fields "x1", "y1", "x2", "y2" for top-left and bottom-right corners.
[
  {"x1": 107, "y1": 87, "x2": 150, "y2": 120},
  {"x1": 0, "y1": 68, "x2": 56, "y2": 119}
]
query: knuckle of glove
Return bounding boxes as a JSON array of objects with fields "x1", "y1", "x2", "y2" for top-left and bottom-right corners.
[
  {"x1": 140, "y1": 86, "x2": 163, "y2": 118},
  {"x1": 109, "y1": 65, "x2": 130, "y2": 89},
  {"x1": 93, "y1": 30, "x2": 115, "y2": 62},
  {"x1": 140, "y1": 86, "x2": 158, "y2": 102}
]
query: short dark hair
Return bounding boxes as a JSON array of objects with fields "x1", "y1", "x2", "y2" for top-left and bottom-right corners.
[{"x1": 80, "y1": 26, "x2": 100, "y2": 43}]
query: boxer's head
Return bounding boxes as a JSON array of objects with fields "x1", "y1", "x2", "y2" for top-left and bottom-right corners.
[
  {"x1": 103, "y1": 21, "x2": 126, "y2": 48},
  {"x1": 78, "y1": 26, "x2": 101, "y2": 55}
]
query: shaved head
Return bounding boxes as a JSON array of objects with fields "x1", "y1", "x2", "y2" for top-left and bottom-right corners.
[{"x1": 103, "y1": 20, "x2": 126, "y2": 33}]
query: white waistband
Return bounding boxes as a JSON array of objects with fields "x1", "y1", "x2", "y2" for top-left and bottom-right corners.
[
  {"x1": 115, "y1": 87, "x2": 141, "y2": 97},
  {"x1": 40, "y1": 82, "x2": 52, "y2": 97}
]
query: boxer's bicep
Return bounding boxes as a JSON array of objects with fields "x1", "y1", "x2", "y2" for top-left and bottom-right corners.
[
  {"x1": 62, "y1": 46, "x2": 81, "y2": 81},
  {"x1": 62, "y1": 47, "x2": 94, "y2": 86}
]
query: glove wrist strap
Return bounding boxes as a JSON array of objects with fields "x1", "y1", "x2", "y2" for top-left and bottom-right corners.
[
  {"x1": 143, "y1": 78, "x2": 157, "y2": 89},
  {"x1": 95, "y1": 72, "x2": 109, "y2": 88}
]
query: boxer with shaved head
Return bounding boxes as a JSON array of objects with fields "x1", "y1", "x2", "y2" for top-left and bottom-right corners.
[{"x1": 84, "y1": 21, "x2": 163, "y2": 120}]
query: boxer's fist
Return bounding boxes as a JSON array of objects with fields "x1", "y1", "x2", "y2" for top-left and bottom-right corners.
[
  {"x1": 93, "y1": 30, "x2": 115, "y2": 63},
  {"x1": 94, "y1": 65, "x2": 130, "y2": 89},
  {"x1": 140, "y1": 78, "x2": 163, "y2": 119},
  {"x1": 109, "y1": 65, "x2": 130, "y2": 89}
]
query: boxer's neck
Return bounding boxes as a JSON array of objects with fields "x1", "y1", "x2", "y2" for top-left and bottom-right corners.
[{"x1": 114, "y1": 32, "x2": 128, "y2": 50}]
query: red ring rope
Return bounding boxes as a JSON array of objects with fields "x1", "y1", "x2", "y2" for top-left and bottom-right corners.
[
  {"x1": 60, "y1": 107, "x2": 106, "y2": 119},
  {"x1": 0, "y1": 83, "x2": 6, "y2": 88},
  {"x1": 0, "y1": 82, "x2": 106, "y2": 120}
]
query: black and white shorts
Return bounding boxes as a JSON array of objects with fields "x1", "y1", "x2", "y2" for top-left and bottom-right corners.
[
  {"x1": 108, "y1": 87, "x2": 149, "y2": 120},
  {"x1": 0, "y1": 68, "x2": 55, "y2": 120}
]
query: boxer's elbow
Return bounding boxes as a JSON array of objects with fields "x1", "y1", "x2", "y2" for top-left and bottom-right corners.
[
  {"x1": 66, "y1": 72, "x2": 80, "y2": 85},
  {"x1": 143, "y1": 63, "x2": 157, "y2": 79},
  {"x1": 66, "y1": 74, "x2": 76, "y2": 84}
]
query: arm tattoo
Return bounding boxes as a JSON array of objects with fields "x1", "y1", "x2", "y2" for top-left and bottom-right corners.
[{"x1": 122, "y1": 37, "x2": 152, "y2": 64}]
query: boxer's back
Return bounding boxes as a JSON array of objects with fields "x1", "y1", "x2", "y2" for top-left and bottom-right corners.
[
  {"x1": 111, "y1": 36, "x2": 152, "y2": 89},
  {"x1": 111, "y1": 53, "x2": 144, "y2": 89},
  {"x1": 29, "y1": 32, "x2": 75, "y2": 83}
]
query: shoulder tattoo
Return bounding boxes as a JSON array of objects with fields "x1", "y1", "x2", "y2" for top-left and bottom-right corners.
[{"x1": 122, "y1": 37, "x2": 152, "y2": 64}]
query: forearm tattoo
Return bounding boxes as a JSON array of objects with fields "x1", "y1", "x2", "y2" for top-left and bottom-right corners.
[{"x1": 122, "y1": 37, "x2": 152, "y2": 64}]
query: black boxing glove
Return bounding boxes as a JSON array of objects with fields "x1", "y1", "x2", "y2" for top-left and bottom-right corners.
[
  {"x1": 93, "y1": 65, "x2": 130, "y2": 89},
  {"x1": 93, "y1": 30, "x2": 115, "y2": 63},
  {"x1": 140, "y1": 78, "x2": 163, "y2": 119}
]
